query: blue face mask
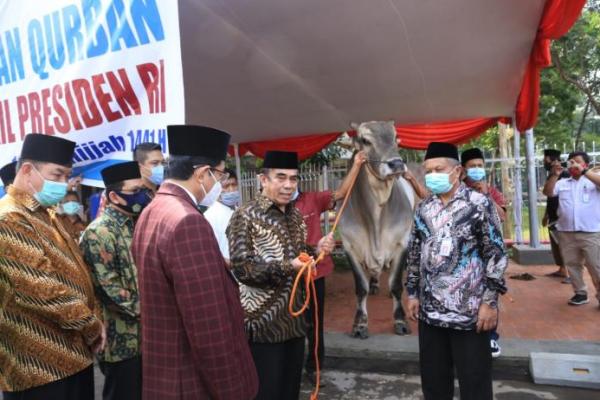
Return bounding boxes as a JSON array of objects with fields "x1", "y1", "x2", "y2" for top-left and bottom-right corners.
[
  {"x1": 32, "y1": 168, "x2": 68, "y2": 207},
  {"x1": 113, "y1": 189, "x2": 151, "y2": 214},
  {"x1": 466, "y1": 167, "x2": 486, "y2": 182},
  {"x1": 425, "y1": 172, "x2": 453, "y2": 195},
  {"x1": 291, "y1": 189, "x2": 300, "y2": 201},
  {"x1": 220, "y1": 190, "x2": 240, "y2": 207},
  {"x1": 62, "y1": 201, "x2": 81, "y2": 215},
  {"x1": 149, "y1": 165, "x2": 164, "y2": 185}
]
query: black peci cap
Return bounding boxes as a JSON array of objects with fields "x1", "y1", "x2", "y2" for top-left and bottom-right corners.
[
  {"x1": 20, "y1": 134, "x2": 76, "y2": 166},
  {"x1": 167, "y1": 125, "x2": 231, "y2": 162},
  {"x1": 460, "y1": 148, "x2": 485, "y2": 166},
  {"x1": 0, "y1": 161, "x2": 17, "y2": 186},
  {"x1": 424, "y1": 142, "x2": 459, "y2": 161},
  {"x1": 101, "y1": 161, "x2": 141, "y2": 186},
  {"x1": 263, "y1": 150, "x2": 299, "y2": 169}
]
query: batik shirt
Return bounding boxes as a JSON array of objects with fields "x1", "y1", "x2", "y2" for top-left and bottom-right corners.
[
  {"x1": 228, "y1": 195, "x2": 313, "y2": 343},
  {"x1": 81, "y1": 206, "x2": 140, "y2": 363},
  {"x1": 406, "y1": 184, "x2": 507, "y2": 330}
]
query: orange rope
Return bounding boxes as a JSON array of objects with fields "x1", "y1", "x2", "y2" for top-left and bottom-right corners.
[{"x1": 288, "y1": 164, "x2": 362, "y2": 400}]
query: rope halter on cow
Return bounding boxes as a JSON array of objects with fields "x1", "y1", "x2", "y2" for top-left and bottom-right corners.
[{"x1": 365, "y1": 158, "x2": 407, "y2": 182}]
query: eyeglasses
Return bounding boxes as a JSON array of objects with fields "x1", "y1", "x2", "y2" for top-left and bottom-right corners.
[{"x1": 192, "y1": 165, "x2": 230, "y2": 183}]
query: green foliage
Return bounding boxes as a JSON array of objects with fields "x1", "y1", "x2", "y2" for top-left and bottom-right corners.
[{"x1": 301, "y1": 139, "x2": 345, "y2": 167}]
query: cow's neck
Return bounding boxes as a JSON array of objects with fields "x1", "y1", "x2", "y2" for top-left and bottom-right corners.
[{"x1": 363, "y1": 167, "x2": 395, "y2": 207}]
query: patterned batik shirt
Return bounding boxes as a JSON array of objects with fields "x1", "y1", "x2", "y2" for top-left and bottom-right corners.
[
  {"x1": 227, "y1": 195, "x2": 313, "y2": 343},
  {"x1": 406, "y1": 184, "x2": 508, "y2": 330},
  {"x1": 80, "y1": 206, "x2": 140, "y2": 363}
]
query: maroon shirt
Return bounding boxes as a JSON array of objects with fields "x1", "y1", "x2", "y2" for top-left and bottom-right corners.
[
  {"x1": 295, "y1": 191, "x2": 335, "y2": 279},
  {"x1": 132, "y1": 183, "x2": 258, "y2": 400},
  {"x1": 464, "y1": 179, "x2": 506, "y2": 209}
]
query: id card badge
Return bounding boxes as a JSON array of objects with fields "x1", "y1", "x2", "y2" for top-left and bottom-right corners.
[
  {"x1": 440, "y1": 238, "x2": 453, "y2": 257},
  {"x1": 583, "y1": 191, "x2": 590, "y2": 203}
]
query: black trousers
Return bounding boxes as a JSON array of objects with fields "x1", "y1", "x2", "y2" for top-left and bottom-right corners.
[
  {"x1": 98, "y1": 355, "x2": 142, "y2": 400},
  {"x1": 419, "y1": 320, "x2": 493, "y2": 400},
  {"x1": 305, "y1": 277, "x2": 325, "y2": 373},
  {"x1": 3, "y1": 365, "x2": 94, "y2": 400},
  {"x1": 549, "y1": 227, "x2": 564, "y2": 267},
  {"x1": 250, "y1": 337, "x2": 305, "y2": 400}
]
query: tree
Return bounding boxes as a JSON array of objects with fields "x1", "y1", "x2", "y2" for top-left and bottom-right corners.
[{"x1": 551, "y1": 8, "x2": 600, "y2": 116}]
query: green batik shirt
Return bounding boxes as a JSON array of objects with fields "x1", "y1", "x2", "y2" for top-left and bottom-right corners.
[{"x1": 80, "y1": 206, "x2": 140, "y2": 363}]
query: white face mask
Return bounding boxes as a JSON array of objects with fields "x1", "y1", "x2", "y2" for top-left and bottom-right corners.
[{"x1": 200, "y1": 171, "x2": 222, "y2": 207}]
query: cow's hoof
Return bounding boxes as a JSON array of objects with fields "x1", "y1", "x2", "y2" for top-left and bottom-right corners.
[
  {"x1": 394, "y1": 321, "x2": 411, "y2": 336},
  {"x1": 369, "y1": 286, "x2": 379, "y2": 295},
  {"x1": 351, "y1": 325, "x2": 369, "y2": 339}
]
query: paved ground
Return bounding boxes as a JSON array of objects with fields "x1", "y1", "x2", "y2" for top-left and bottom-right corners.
[
  {"x1": 2, "y1": 368, "x2": 595, "y2": 400},
  {"x1": 325, "y1": 262, "x2": 600, "y2": 341},
  {"x1": 299, "y1": 370, "x2": 600, "y2": 400}
]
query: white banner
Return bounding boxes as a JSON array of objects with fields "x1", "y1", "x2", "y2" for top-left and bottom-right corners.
[{"x1": 0, "y1": 0, "x2": 184, "y2": 187}]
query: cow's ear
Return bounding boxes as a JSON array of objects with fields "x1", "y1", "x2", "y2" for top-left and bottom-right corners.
[
  {"x1": 350, "y1": 122, "x2": 360, "y2": 130},
  {"x1": 387, "y1": 120, "x2": 396, "y2": 126}
]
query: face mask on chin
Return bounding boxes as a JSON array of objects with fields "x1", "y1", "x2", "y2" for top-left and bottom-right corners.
[{"x1": 200, "y1": 171, "x2": 222, "y2": 207}]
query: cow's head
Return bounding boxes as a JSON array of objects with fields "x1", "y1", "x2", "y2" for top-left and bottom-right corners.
[{"x1": 351, "y1": 121, "x2": 405, "y2": 178}]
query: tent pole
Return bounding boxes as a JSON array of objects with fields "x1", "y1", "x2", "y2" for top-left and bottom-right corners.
[
  {"x1": 525, "y1": 129, "x2": 540, "y2": 248},
  {"x1": 513, "y1": 121, "x2": 523, "y2": 244},
  {"x1": 234, "y1": 143, "x2": 243, "y2": 203}
]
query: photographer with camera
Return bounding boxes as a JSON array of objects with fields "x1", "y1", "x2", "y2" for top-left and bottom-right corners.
[{"x1": 543, "y1": 151, "x2": 600, "y2": 307}]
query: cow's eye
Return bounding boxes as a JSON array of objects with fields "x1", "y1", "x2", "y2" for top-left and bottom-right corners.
[{"x1": 361, "y1": 138, "x2": 371, "y2": 146}]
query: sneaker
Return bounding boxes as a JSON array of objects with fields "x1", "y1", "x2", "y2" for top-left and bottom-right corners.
[
  {"x1": 568, "y1": 294, "x2": 589, "y2": 306},
  {"x1": 490, "y1": 339, "x2": 501, "y2": 358}
]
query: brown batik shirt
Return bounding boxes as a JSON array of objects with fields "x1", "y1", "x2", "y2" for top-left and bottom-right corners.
[{"x1": 227, "y1": 194, "x2": 314, "y2": 343}]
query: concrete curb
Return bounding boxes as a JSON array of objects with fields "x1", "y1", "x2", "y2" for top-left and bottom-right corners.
[{"x1": 323, "y1": 332, "x2": 600, "y2": 382}]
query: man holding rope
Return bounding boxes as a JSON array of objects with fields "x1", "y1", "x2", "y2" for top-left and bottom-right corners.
[{"x1": 227, "y1": 150, "x2": 335, "y2": 400}]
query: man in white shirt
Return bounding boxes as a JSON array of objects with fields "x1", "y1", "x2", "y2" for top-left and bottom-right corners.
[
  {"x1": 543, "y1": 151, "x2": 600, "y2": 306},
  {"x1": 205, "y1": 168, "x2": 239, "y2": 263}
]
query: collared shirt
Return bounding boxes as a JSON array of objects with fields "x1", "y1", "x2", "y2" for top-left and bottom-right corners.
[
  {"x1": 205, "y1": 201, "x2": 234, "y2": 259},
  {"x1": 227, "y1": 195, "x2": 313, "y2": 343},
  {"x1": 553, "y1": 175, "x2": 600, "y2": 232},
  {"x1": 0, "y1": 186, "x2": 102, "y2": 391},
  {"x1": 406, "y1": 184, "x2": 508, "y2": 330},
  {"x1": 169, "y1": 181, "x2": 198, "y2": 205},
  {"x1": 294, "y1": 191, "x2": 335, "y2": 279},
  {"x1": 81, "y1": 206, "x2": 140, "y2": 363}
]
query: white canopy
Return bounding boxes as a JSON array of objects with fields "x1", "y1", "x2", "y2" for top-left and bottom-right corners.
[{"x1": 179, "y1": 0, "x2": 545, "y2": 143}]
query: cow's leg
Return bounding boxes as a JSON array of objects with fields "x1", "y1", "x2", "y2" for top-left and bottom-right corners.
[
  {"x1": 369, "y1": 276, "x2": 380, "y2": 295},
  {"x1": 389, "y1": 250, "x2": 410, "y2": 335},
  {"x1": 347, "y1": 252, "x2": 369, "y2": 339}
]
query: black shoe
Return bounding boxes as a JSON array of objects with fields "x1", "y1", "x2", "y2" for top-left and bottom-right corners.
[{"x1": 568, "y1": 294, "x2": 589, "y2": 305}]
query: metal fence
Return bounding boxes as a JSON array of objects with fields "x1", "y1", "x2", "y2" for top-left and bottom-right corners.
[{"x1": 238, "y1": 148, "x2": 600, "y2": 243}]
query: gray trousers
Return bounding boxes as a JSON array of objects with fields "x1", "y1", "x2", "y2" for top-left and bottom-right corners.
[{"x1": 558, "y1": 231, "x2": 600, "y2": 301}]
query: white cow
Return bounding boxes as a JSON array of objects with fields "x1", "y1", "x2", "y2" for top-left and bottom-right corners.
[{"x1": 339, "y1": 121, "x2": 417, "y2": 338}]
